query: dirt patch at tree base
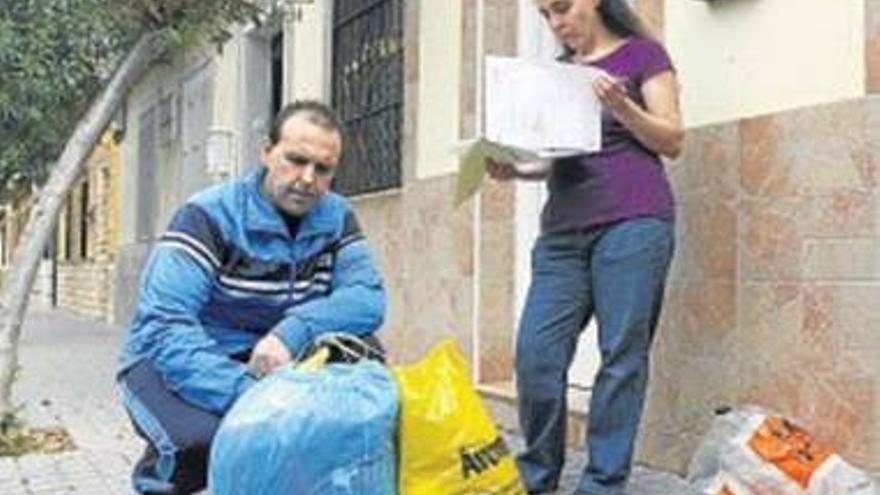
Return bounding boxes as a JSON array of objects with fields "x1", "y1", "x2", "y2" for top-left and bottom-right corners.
[{"x1": 0, "y1": 420, "x2": 76, "y2": 457}]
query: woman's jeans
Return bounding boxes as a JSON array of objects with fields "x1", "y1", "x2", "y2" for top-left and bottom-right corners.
[{"x1": 515, "y1": 218, "x2": 674, "y2": 495}]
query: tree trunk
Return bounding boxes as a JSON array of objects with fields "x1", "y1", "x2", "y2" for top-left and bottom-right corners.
[{"x1": 0, "y1": 32, "x2": 164, "y2": 419}]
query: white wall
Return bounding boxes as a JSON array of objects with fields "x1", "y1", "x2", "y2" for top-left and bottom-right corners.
[
  {"x1": 666, "y1": 0, "x2": 865, "y2": 127},
  {"x1": 213, "y1": 30, "x2": 242, "y2": 130},
  {"x1": 415, "y1": 0, "x2": 463, "y2": 179},
  {"x1": 119, "y1": 68, "x2": 165, "y2": 247},
  {"x1": 283, "y1": 1, "x2": 462, "y2": 179},
  {"x1": 119, "y1": 46, "x2": 217, "y2": 246},
  {"x1": 288, "y1": 2, "x2": 331, "y2": 102}
]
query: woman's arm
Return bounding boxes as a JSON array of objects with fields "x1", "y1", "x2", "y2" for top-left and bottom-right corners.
[
  {"x1": 513, "y1": 159, "x2": 552, "y2": 180},
  {"x1": 594, "y1": 70, "x2": 684, "y2": 159},
  {"x1": 486, "y1": 157, "x2": 552, "y2": 182}
]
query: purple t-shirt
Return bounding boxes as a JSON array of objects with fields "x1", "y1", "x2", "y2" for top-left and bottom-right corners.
[{"x1": 541, "y1": 37, "x2": 676, "y2": 234}]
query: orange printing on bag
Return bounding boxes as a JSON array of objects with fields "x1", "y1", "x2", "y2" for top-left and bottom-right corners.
[
  {"x1": 716, "y1": 487, "x2": 735, "y2": 495},
  {"x1": 746, "y1": 416, "x2": 833, "y2": 489}
]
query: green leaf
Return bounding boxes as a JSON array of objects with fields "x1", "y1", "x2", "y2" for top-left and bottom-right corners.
[{"x1": 0, "y1": 0, "x2": 265, "y2": 195}]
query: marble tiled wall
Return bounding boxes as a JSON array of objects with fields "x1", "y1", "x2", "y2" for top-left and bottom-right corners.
[
  {"x1": 473, "y1": 0, "x2": 519, "y2": 383},
  {"x1": 639, "y1": 97, "x2": 880, "y2": 476},
  {"x1": 735, "y1": 98, "x2": 879, "y2": 473},
  {"x1": 640, "y1": 120, "x2": 743, "y2": 470},
  {"x1": 478, "y1": 180, "x2": 516, "y2": 383},
  {"x1": 354, "y1": 177, "x2": 477, "y2": 366}
]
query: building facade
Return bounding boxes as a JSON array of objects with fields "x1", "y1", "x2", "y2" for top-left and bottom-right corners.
[
  {"x1": 55, "y1": 133, "x2": 122, "y2": 321},
  {"x1": 0, "y1": 132, "x2": 120, "y2": 321},
  {"x1": 102, "y1": 0, "x2": 880, "y2": 477}
]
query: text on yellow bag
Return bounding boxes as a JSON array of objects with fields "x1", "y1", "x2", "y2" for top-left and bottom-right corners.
[{"x1": 393, "y1": 339, "x2": 526, "y2": 495}]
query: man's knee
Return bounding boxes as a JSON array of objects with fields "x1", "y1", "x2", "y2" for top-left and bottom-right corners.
[{"x1": 120, "y1": 361, "x2": 221, "y2": 495}]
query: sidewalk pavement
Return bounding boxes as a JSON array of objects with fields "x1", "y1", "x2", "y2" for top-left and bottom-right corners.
[
  {"x1": 0, "y1": 309, "x2": 142, "y2": 495},
  {"x1": 0, "y1": 308, "x2": 700, "y2": 495}
]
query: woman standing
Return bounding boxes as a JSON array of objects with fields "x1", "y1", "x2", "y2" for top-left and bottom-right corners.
[{"x1": 487, "y1": 1, "x2": 683, "y2": 494}]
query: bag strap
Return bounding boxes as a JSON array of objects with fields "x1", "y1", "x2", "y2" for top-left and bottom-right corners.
[{"x1": 294, "y1": 332, "x2": 385, "y2": 364}]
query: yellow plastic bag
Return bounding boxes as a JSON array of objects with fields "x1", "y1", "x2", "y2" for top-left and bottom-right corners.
[
  {"x1": 393, "y1": 339, "x2": 526, "y2": 495},
  {"x1": 295, "y1": 346, "x2": 330, "y2": 371}
]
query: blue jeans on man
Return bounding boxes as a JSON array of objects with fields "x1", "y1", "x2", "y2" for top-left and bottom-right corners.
[{"x1": 515, "y1": 217, "x2": 674, "y2": 495}]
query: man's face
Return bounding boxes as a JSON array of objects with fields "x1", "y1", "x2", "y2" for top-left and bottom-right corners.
[{"x1": 260, "y1": 113, "x2": 342, "y2": 216}]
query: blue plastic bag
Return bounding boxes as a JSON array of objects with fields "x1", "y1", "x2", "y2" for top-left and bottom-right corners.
[{"x1": 209, "y1": 361, "x2": 398, "y2": 495}]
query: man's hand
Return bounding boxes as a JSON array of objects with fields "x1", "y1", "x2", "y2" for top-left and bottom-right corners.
[{"x1": 248, "y1": 333, "x2": 293, "y2": 377}]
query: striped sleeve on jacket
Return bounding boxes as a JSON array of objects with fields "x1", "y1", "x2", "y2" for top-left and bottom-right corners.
[{"x1": 133, "y1": 203, "x2": 255, "y2": 413}]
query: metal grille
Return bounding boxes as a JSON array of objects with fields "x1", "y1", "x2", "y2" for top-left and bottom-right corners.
[{"x1": 332, "y1": 0, "x2": 404, "y2": 196}]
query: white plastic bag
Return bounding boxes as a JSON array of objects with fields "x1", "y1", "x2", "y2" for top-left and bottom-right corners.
[{"x1": 687, "y1": 406, "x2": 877, "y2": 495}]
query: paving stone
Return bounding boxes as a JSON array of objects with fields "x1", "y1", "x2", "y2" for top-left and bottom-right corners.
[{"x1": 505, "y1": 434, "x2": 700, "y2": 495}]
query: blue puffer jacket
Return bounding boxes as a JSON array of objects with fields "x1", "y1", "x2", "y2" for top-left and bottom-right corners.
[{"x1": 118, "y1": 168, "x2": 386, "y2": 414}]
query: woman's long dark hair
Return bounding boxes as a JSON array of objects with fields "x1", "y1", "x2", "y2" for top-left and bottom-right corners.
[
  {"x1": 558, "y1": 0, "x2": 652, "y2": 60},
  {"x1": 598, "y1": 0, "x2": 650, "y2": 39}
]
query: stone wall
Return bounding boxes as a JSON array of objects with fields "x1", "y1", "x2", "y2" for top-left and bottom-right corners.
[
  {"x1": 54, "y1": 134, "x2": 120, "y2": 323},
  {"x1": 56, "y1": 262, "x2": 115, "y2": 321}
]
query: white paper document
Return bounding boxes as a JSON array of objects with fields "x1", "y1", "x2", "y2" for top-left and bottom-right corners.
[{"x1": 455, "y1": 56, "x2": 602, "y2": 205}]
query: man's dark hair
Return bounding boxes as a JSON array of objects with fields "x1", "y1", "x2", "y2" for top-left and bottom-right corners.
[{"x1": 268, "y1": 100, "x2": 342, "y2": 145}]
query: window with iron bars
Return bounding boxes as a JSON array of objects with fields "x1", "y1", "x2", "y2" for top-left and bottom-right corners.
[{"x1": 331, "y1": 0, "x2": 404, "y2": 196}]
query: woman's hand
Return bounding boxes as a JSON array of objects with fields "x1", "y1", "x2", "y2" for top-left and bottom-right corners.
[
  {"x1": 592, "y1": 69, "x2": 684, "y2": 159},
  {"x1": 593, "y1": 70, "x2": 633, "y2": 119},
  {"x1": 486, "y1": 157, "x2": 552, "y2": 181},
  {"x1": 486, "y1": 157, "x2": 518, "y2": 181}
]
